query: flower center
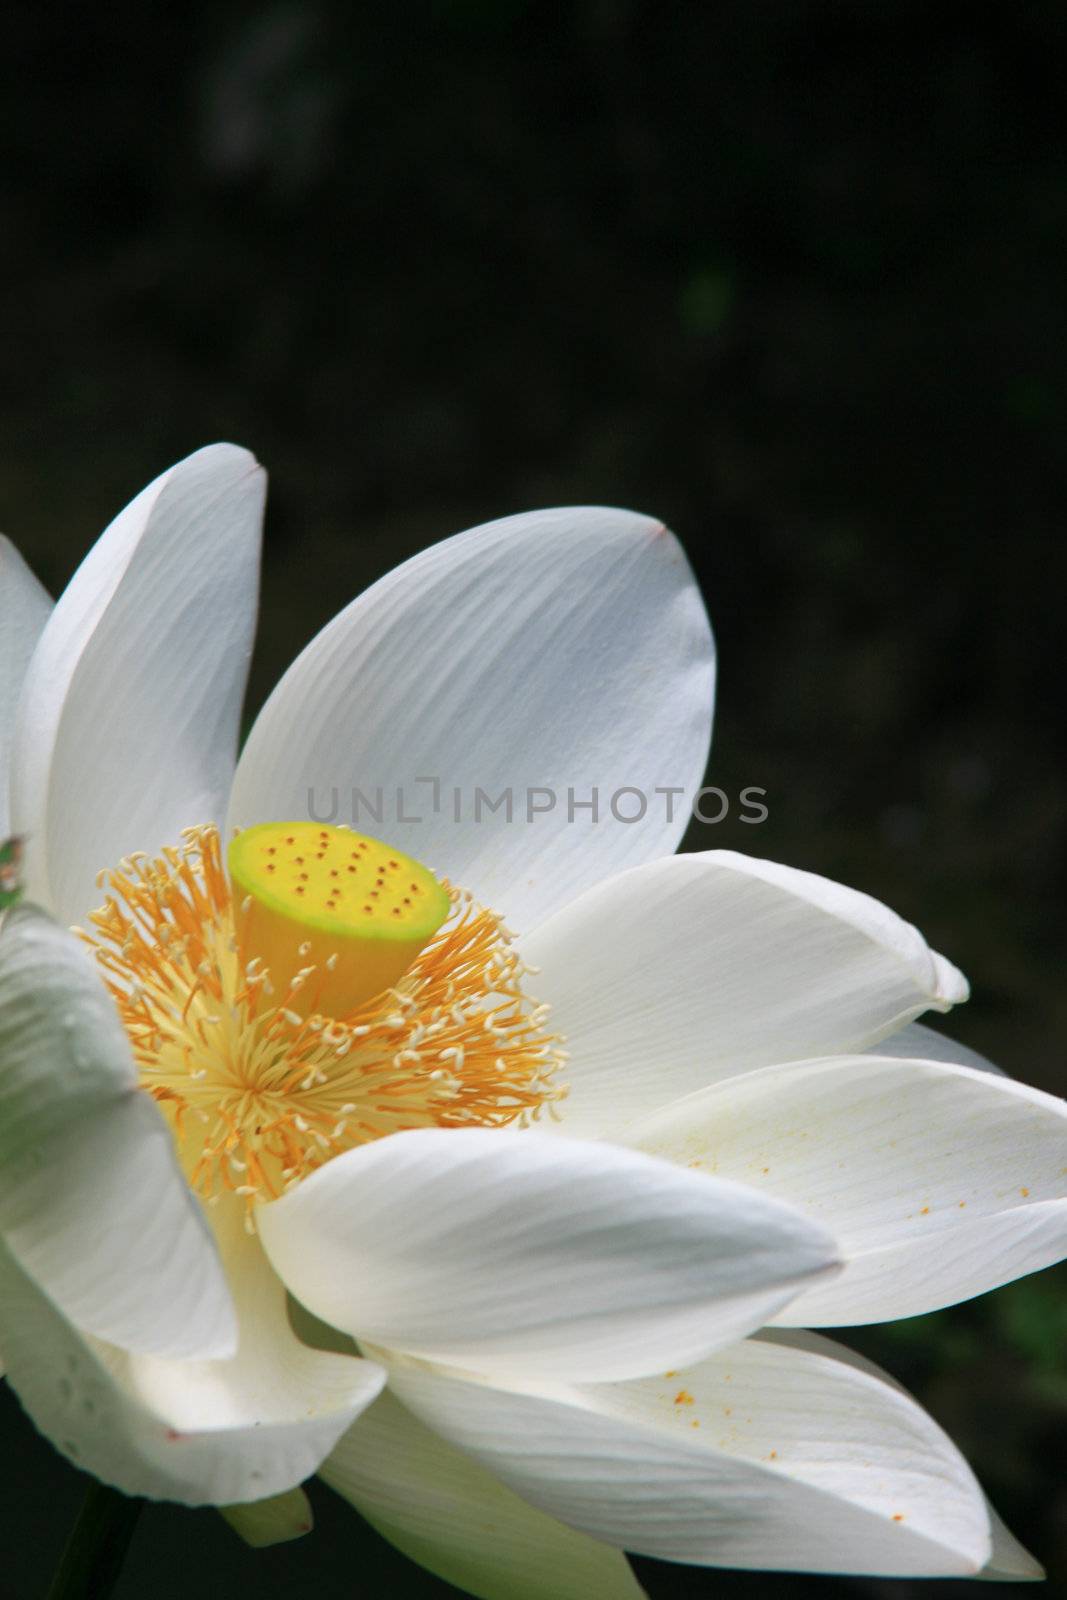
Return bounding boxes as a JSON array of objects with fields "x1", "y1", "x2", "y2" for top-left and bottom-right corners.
[{"x1": 79, "y1": 823, "x2": 567, "y2": 1211}]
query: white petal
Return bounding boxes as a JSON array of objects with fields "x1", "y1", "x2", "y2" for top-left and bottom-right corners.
[
  {"x1": 11, "y1": 444, "x2": 264, "y2": 925},
  {"x1": 627, "y1": 1053, "x2": 1067, "y2": 1324},
  {"x1": 257, "y1": 1126, "x2": 840, "y2": 1383},
  {"x1": 740, "y1": 1330, "x2": 1043, "y2": 1582},
  {"x1": 981, "y1": 1503, "x2": 1045, "y2": 1581},
  {"x1": 871, "y1": 1019, "x2": 1005, "y2": 1074},
  {"x1": 219, "y1": 1487, "x2": 314, "y2": 1547},
  {"x1": 380, "y1": 1328, "x2": 993, "y2": 1578},
  {"x1": 0, "y1": 905, "x2": 235, "y2": 1358},
  {"x1": 0, "y1": 904, "x2": 135, "y2": 1128},
  {"x1": 323, "y1": 1390, "x2": 647, "y2": 1600},
  {"x1": 522, "y1": 850, "x2": 968, "y2": 1138},
  {"x1": 0, "y1": 1202, "x2": 385, "y2": 1505},
  {"x1": 0, "y1": 536, "x2": 51, "y2": 834},
  {"x1": 228, "y1": 507, "x2": 713, "y2": 931}
]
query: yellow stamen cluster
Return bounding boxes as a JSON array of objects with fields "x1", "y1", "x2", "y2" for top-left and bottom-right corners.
[{"x1": 78, "y1": 825, "x2": 567, "y2": 1211}]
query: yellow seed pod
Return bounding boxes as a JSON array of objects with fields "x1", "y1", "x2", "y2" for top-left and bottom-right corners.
[{"x1": 228, "y1": 821, "x2": 451, "y2": 1016}]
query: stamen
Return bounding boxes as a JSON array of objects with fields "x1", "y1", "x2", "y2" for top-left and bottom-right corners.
[{"x1": 79, "y1": 824, "x2": 567, "y2": 1214}]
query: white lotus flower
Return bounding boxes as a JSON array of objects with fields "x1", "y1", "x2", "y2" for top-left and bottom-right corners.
[{"x1": 0, "y1": 444, "x2": 1062, "y2": 1596}]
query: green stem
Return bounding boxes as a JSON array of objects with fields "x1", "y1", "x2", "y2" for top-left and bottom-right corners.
[{"x1": 45, "y1": 1482, "x2": 144, "y2": 1600}]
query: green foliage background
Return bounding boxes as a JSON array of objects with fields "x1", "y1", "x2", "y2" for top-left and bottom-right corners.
[{"x1": 1, "y1": 2, "x2": 1064, "y2": 1595}]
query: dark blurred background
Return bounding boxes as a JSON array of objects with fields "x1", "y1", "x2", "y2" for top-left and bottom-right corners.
[{"x1": 2, "y1": 2, "x2": 1065, "y2": 1596}]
